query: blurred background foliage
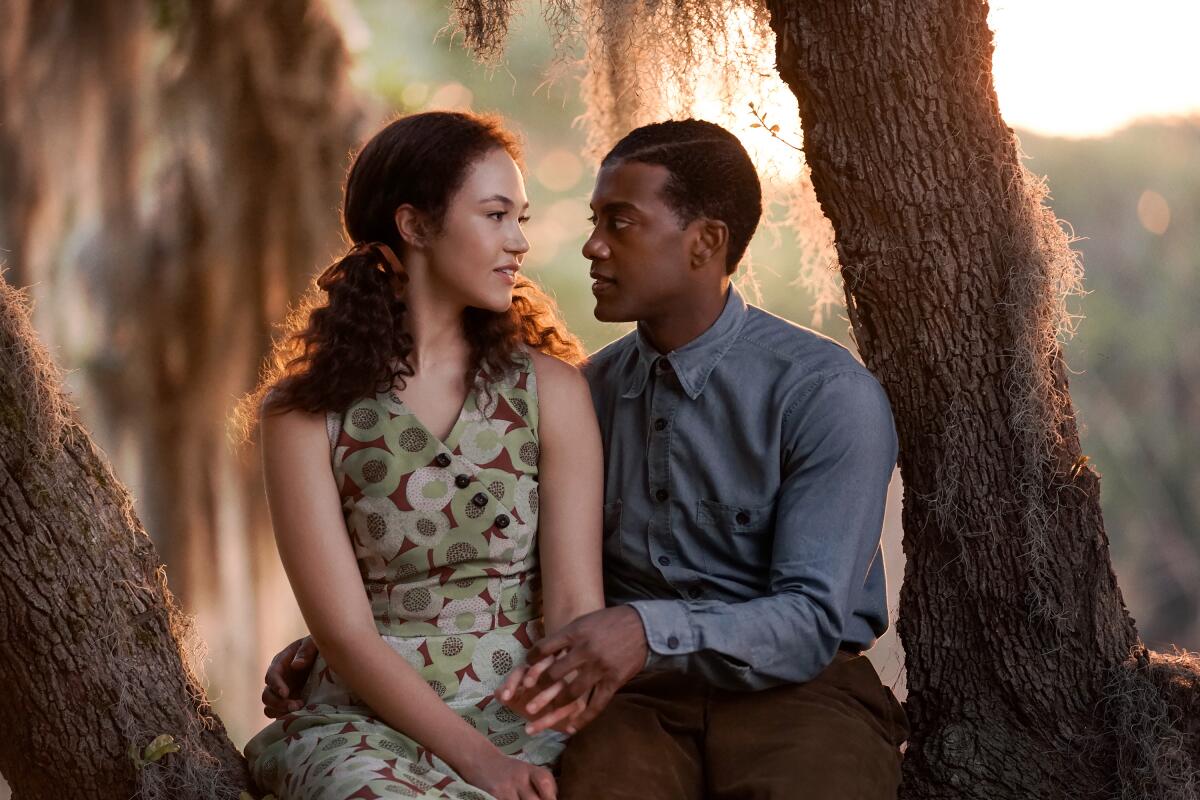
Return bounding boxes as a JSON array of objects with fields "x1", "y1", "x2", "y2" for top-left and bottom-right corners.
[{"x1": 0, "y1": 0, "x2": 1195, "y2": 772}]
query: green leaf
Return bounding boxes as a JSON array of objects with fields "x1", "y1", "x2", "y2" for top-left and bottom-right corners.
[{"x1": 132, "y1": 734, "x2": 180, "y2": 768}]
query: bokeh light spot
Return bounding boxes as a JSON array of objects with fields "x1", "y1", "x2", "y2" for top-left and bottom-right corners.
[{"x1": 1137, "y1": 189, "x2": 1170, "y2": 235}]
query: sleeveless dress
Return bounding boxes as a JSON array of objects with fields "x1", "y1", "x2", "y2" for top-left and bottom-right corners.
[{"x1": 244, "y1": 353, "x2": 566, "y2": 800}]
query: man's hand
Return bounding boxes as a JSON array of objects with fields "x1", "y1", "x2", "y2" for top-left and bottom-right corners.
[
  {"x1": 499, "y1": 606, "x2": 647, "y2": 734},
  {"x1": 262, "y1": 636, "x2": 319, "y2": 717}
]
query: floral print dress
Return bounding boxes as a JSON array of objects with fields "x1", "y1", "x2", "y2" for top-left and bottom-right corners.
[{"x1": 245, "y1": 354, "x2": 565, "y2": 799}]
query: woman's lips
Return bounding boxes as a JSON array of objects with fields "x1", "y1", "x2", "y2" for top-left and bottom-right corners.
[{"x1": 494, "y1": 266, "x2": 517, "y2": 285}]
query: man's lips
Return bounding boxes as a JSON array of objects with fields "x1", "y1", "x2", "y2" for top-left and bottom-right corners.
[{"x1": 591, "y1": 274, "x2": 616, "y2": 294}]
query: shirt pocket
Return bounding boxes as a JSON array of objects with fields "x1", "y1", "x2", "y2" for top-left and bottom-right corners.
[{"x1": 695, "y1": 499, "x2": 774, "y2": 586}]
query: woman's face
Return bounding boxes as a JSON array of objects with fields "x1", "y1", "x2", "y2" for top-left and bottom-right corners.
[{"x1": 421, "y1": 147, "x2": 530, "y2": 313}]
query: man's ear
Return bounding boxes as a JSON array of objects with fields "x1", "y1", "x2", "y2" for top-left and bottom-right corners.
[
  {"x1": 395, "y1": 204, "x2": 431, "y2": 248},
  {"x1": 691, "y1": 218, "x2": 729, "y2": 269}
]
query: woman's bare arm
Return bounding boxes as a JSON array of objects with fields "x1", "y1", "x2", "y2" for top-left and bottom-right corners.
[
  {"x1": 527, "y1": 351, "x2": 605, "y2": 636},
  {"x1": 495, "y1": 353, "x2": 606, "y2": 731}
]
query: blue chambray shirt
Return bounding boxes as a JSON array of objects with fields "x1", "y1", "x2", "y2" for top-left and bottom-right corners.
[{"x1": 581, "y1": 284, "x2": 897, "y2": 690}]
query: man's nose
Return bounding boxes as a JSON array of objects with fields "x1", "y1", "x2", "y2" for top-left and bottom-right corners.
[{"x1": 582, "y1": 234, "x2": 609, "y2": 261}]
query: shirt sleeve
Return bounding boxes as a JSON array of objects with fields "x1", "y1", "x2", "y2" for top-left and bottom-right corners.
[{"x1": 626, "y1": 370, "x2": 898, "y2": 690}]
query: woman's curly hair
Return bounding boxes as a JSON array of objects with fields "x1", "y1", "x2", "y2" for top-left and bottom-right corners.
[{"x1": 234, "y1": 111, "x2": 584, "y2": 441}]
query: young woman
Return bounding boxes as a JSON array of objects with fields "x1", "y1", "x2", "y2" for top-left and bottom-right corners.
[{"x1": 240, "y1": 111, "x2": 605, "y2": 800}]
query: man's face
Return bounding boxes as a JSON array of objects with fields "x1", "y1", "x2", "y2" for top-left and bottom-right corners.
[{"x1": 583, "y1": 161, "x2": 698, "y2": 323}]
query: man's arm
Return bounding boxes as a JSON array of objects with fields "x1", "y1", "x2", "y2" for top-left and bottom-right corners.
[
  {"x1": 513, "y1": 370, "x2": 898, "y2": 731},
  {"x1": 629, "y1": 370, "x2": 898, "y2": 689}
]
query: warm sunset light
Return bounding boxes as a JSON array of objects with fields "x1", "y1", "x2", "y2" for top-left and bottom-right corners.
[
  {"x1": 988, "y1": 0, "x2": 1200, "y2": 137},
  {"x1": 679, "y1": 8, "x2": 806, "y2": 184},
  {"x1": 687, "y1": 0, "x2": 1200, "y2": 176}
]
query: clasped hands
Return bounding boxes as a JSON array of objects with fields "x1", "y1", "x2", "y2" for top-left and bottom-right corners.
[
  {"x1": 499, "y1": 605, "x2": 648, "y2": 736},
  {"x1": 496, "y1": 606, "x2": 648, "y2": 738},
  {"x1": 262, "y1": 606, "x2": 648, "y2": 737}
]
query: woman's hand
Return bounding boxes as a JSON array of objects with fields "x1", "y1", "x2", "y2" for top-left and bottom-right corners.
[
  {"x1": 499, "y1": 653, "x2": 588, "y2": 734},
  {"x1": 454, "y1": 746, "x2": 558, "y2": 800}
]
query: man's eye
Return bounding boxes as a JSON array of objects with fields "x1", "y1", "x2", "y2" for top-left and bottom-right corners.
[
  {"x1": 611, "y1": 217, "x2": 631, "y2": 230},
  {"x1": 586, "y1": 214, "x2": 598, "y2": 225}
]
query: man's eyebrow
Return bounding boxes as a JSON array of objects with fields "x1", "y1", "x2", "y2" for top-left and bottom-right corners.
[
  {"x1": 589, "y1": 200, "x2": 641, "y2": 214},
  {"x1": 480, "y1": 194, "x2": 529, "y2": 210}
]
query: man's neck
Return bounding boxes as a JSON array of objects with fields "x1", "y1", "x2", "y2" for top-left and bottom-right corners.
[{"x1": 639, "y1": 281, "x2": 730, "y2": 354}]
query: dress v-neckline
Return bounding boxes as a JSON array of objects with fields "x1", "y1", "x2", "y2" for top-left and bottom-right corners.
[{"x1": 389, "y1": 383, "x2": 476, "y2": 452}]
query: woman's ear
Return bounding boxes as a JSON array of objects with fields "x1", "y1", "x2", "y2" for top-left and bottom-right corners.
[
  {"x1": 394, "y1": 204, "x2": 429, "y2": 248},
  {"x1": 691, "y1": 218, "x2": 729, "y2": 269}
]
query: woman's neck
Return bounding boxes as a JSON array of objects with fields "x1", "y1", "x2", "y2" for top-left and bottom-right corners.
[{"x1": 403, "y1": 273, "x2": 470, "y2": 374}]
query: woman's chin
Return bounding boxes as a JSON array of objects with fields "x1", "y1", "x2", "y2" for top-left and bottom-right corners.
[{"x1": 469, "y1": 292, "x2": 515, "y2": 314}]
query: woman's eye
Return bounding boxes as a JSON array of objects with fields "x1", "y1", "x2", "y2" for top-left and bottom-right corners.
[
  {"x1": 517, "y1": 215, "x2": 531, "y2": 225},
  {"x1": 488, "y1": 211, "x2": 506, "y2": 220}
]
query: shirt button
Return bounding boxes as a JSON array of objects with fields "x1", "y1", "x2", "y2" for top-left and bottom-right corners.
[
  {"x1": 653, "y1": 418, "x2": 667, "y2": 431},
  {"x1": 494, "y1": 514, "x2": 510, "y2": 529},
  {"x1": 657, "y1": 555, "x2": 670, "y2": 567},
  {"x1": 655, "y1": 489, "x2": 668, "y2": 502},
  {"x1": 735, "y1": 510, "x2": 750, "y2": 525},
  {"x1": 656, "y1": 358, "x2": 671, "y2": 374},
  {"x1": 472, "y1": 492, "x2": 488, "y2": 508},
  {"x1": 667, "y1": 636, "x2": 680, "y2": 649},
  {"x1": 454, "y1": 474, "x2": 470, "y2": 489},
  {"x1": 434, "y1": 453, "x2": 451, "y2": 468}
]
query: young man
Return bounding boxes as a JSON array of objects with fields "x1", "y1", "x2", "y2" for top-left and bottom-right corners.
[{"x1": 262, "y1": 120, "x2": 908, "y2": 798}]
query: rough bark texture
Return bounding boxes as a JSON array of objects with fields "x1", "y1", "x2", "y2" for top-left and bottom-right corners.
[
  {"x1": 0, "y1": 279, "x2": 251, "y2": 799},
  {"x1": 0, "y1": 0, "x2": 362, "y2": 740},
  {"x1": 765, "y1": 1, "x2": 1199, "y2": 798}
]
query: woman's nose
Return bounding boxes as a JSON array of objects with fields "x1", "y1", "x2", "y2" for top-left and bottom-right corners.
[{"x1": 508, "y1": 226, "x2": 530, "y2": 255}]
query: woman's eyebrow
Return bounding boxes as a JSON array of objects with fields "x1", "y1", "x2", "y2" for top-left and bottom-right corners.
[{"x1": 479, "y1": 194, "x2": 529, "y2": 210}]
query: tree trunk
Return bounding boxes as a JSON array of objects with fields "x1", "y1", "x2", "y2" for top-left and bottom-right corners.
[
  {"x1": 765, "y1": 1, "x2": 1199, "y2": 797},
  {"x1": 0, "y1": 280, "x2": 252, "y2": 798},
  {"x1": 0, "y1": 0, "x2": 362, "y2": 744}
]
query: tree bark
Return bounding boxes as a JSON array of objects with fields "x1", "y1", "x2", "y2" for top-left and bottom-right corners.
[
  {"x1": 765, "y1": 1, "x2": 1198, "y2": 797},
  {"x1": 0, "y1": 0, "x2": 362, "y2": 744},
  {"x1": 0, "y1": 280, "x2": 252, "y2": 799}
]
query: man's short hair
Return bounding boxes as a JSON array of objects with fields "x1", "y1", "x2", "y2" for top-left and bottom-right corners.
[{"x1": 601, "y1": 119, "x2": 763, "y2": 273}]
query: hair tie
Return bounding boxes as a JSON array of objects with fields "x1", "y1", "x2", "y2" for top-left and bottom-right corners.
[
  {"x1": 349, "y1": 241, "x2": 404, "y2": 274},
  {"x1": 318, "y1": 241, "x2": 407, "y2": 293}
]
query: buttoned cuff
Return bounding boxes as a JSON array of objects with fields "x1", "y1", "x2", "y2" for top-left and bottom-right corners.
[{"x1": 627, "y1": 599, "x2": 695, "y2": 669}]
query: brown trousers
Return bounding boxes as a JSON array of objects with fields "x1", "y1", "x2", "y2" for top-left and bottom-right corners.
[{"x1": 557, "y1": 651, "x2": 909, "y2": 800}]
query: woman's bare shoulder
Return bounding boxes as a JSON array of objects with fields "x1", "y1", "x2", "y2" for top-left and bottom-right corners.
[
  {"x1": 527, "y1": 349, "x2": 589, "y2": 401},
  {"x1": 259, "y1": 403, "x2": 329, "y2": 449}
]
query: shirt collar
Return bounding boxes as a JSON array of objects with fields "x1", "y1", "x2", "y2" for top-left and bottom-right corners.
[{"x1": 621, "y1": 284, "x2": 748, "y2": 400}]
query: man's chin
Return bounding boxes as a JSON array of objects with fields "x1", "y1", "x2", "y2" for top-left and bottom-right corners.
[{"x1": 593, "y1": 304, "x2": 635, "y2": 323}]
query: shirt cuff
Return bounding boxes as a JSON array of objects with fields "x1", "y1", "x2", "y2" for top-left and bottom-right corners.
[{"x1": 627, "y1": 599, "x2": 695, "y2": 668}]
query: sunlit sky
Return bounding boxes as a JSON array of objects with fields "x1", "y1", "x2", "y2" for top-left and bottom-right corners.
[
  {"x1": 989, "y1": 0, "x2": 1200, "y2": 137},
  {"x1": 653, "y1": 0, "x2": 1200, "y2": 183}
]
